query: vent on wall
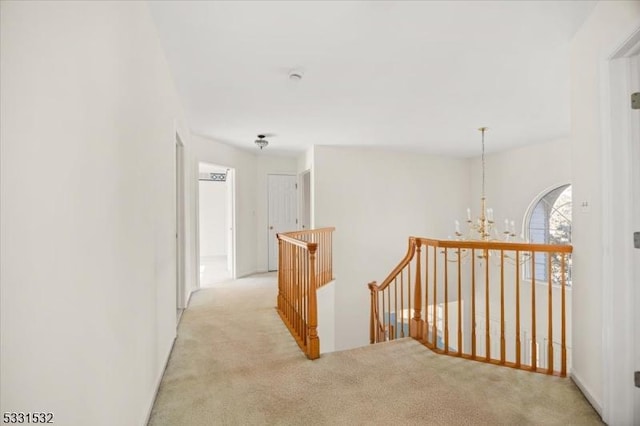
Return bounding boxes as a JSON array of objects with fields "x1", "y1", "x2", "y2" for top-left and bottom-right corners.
[{"x1": 199, "y1": 172, "x2": 227, "y2": 182}]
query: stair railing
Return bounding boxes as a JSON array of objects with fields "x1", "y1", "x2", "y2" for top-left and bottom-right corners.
[
  {"x1": 277, "y1": 227, "x2": 335, "y2": 359},
  {"x1": 369, "y1": 237, "x2": 572, "y2": 376}
]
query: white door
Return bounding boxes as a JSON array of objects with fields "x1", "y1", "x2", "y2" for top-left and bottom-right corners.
[
  {"x1": 605, "y1": 45, "x2": 640, "y2": 424},
  {"x1": 226, "y1": 169, "x2": 235, "y2": 276},
  {"x1": 631, "y1": 54, "x2": 640, "y2": 419},
  {"x1": 268, "y1": 174, "x2": 297, "y2": 271}
]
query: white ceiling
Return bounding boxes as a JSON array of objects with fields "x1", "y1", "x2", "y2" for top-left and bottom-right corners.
[{"x1": 149, "y1": 1, "x2": 596, "y2": 157}]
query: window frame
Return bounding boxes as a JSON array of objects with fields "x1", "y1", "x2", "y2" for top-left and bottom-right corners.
[{"x1": 523, "y1": 183, "x2": 572, "y2": 287}]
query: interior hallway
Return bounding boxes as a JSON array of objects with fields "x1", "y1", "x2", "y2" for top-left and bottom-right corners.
[
  {"x1": 199, "y1": 255, "x2": 231, "y2": 288},
  {"x1": 148, "y1": 273, "x2": 601, "y2": 425}
]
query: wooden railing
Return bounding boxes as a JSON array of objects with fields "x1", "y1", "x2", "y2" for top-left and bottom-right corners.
[
  {"x1": 369, "y1": 237, "x2": 572, "y2": 376},
  {"x1": 277, "y1": 227, "x2": 335, "y2": 359}
]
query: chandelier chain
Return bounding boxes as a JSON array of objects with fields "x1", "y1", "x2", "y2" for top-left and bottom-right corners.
[{"x1": 481, "y1": 127, "x2": 486, "y2": 199}]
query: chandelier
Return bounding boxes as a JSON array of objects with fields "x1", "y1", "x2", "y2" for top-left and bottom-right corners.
[{"x1": 454, "y1": 127, "x2": 519, "y2": 242}]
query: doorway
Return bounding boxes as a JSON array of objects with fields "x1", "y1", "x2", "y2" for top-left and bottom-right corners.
[
  {"x1": 267, "y1": 174, "x2": 297, "y2": 271},
  {"x1": 175, "y1": 136, "x2": 186, "y2": 321},
  {"x1": 630, "y1": 52, "x2": 640, "y2": 424},
  {"x1": 602, "y1": 28, "x2": 640, "y2": 425},
  {"x1": 198, "y1": 162, "x2": 236, "y2": 287}
]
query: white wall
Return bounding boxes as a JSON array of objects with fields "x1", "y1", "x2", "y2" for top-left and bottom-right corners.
[
  {"x1": 298, "y1": 146, "x2": 315, "y2": 228},
  {"x1": 198, "y1": 180, "x2": 227, "y2": 257},
  {"x1": 0, "y1": 2, "x2": 190, "y2": 425},
  {"x1": 569, "y1": 1, "x2": 640, "y2": 418},
  {"x1": 317, "y1": 281, "x2": 336, "y2": 354},
  {"x1": 313, "y1": 146, "x2": 470, "y2": 351}
]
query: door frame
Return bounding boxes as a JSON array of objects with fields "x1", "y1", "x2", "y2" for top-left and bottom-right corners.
[
  {"x1": 195, "y1": 162, "x2": 237, "y2": 288},
  {"x1": 601, "y1": 26, "x2": 640, "y2": 425},
  {"x1": 299, "y1": 169, "x2": 312, "y2": 230},
  {"x1": 267, "y1": 173, "x2": 298, "y2": 271},
  {"x1": 175, "y1": 134, "x2": 186, "y2": 314}
]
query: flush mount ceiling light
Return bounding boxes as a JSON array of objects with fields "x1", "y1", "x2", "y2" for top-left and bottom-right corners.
[
  {"x1": 254, "y1": 134, "x2": 269, "y2": 150},
  {"x1": 288, "y1": 69, "x2": 303, "y2": 81}
]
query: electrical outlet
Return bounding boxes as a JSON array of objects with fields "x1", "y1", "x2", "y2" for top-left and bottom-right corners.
[{"x1": 634, "y1": 232, "x2": 640, "y2": 249}]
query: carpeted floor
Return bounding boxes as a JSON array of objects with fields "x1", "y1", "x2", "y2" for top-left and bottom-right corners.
[{"x1": 148, "y1": 272, "x2": 602, "y2": 425}]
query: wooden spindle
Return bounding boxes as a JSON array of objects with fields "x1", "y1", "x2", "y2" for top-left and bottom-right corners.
[
  {"x1": 369, "y1": 282, "x2": 376, "y2": 344},
  {"x1": 471, "y1": 249, "x2": 476, "y2": 359},
  {"x1": 500, "y1": 250, "x2": 505, "y2": 364},
  {"x1": 289, "y1": 245, "x2": 292, "y2": 323},
  {"x1": 277, "y1": 236, "x2": 282, "y2": 310},
  {"x1": 291, "y1": 247, "x2": 301, "y2": 336},
  {"x1": 296, "y1": 247, "x2": 301, "y2": 338},
  {"x1": 407, "y1": 267, "x2": 411, "y2": 336},
  {"x1": 394, "y1": 278, "x2": 398, "y2": 340},
  {"x1": 424, "y1": 244, "x2": 429, "y2": 345},
  {"x1": 531, "y1": 251, "x2": 537, "y2": 370},
  {"x1": 444, "y1": 248, "x2": 449, "y2": 353},
  {"x1": 381, "y1": 290, "x2": 386, "y2": 341},
  {"x1": 401, "y1": 270, "x2": 405, "y2": 338},
  {"x1": 457, "y1": 247, "x2": 462, "y2": 355},
  {"x1": 561, "y1": 254, "x2": 567, "y2": 376},
  {"x1": 547, "y1": 253, "x2": 553, "y2": 374},
  {"x1": 515, "y1": 251, "x2": 521, "y2": 368},
  {"x1": 432, "y1": 245, "x2": 438, "y2": 349},
  {"x1": 485, "y1": 248, "x2": 490, "y2": 361}
]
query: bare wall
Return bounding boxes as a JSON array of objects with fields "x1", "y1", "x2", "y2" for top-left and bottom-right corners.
[{"x1": 0, "y1": 2, "x2": 191, "y2": 425}]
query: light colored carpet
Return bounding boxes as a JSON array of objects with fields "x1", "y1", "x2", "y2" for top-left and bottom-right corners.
[{"x1": 148, "y1": 272, "x2": 602, "y2": 425}]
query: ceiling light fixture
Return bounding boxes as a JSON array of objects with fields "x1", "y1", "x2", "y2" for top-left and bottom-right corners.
[
  {"x1": 255, "y1": 134, "x2": 269, "y2": 150},
  {"x1": 455, "y1": 127, "x2": 519, "y2": 242},
  {"x1": 288, "y1": 69, "x2": 303, "y2": 81}
]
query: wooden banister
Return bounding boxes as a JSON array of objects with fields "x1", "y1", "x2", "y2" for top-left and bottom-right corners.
[
  {"x1": 369, "y1": 236, "x2": 573, "y2": 377},
  {"x1": 277, "y1": 227, "x2": 335, "y2": 360},
  {"x1": 375, "y1": 238, "x2": 417, "y2": 290}
]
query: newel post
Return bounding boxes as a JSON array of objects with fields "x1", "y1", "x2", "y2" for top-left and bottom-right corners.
[
  {"x1": 307, "y1": 243, "x2": 320, "y2": 360},
  {"x1": 368, "y1": 282, "x2": 378, "y2": 344},
  {"x1": 410, "y1": 239, "x2": 423, "y2": 339}
]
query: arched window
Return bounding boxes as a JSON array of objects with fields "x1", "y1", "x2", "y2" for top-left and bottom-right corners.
[{"x1": 525, "y1": 184, "x2": 572, "y2": 286}]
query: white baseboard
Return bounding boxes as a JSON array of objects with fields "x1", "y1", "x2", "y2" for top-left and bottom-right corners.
[
  {"x1": 237, "y1": 270, "x2": 260, "y2": 278},
  {"x1": 570, "y1": 370, "x2": 603, "y2": 416},
  {"x1": 143, "y1": 334, "x2": 177, "y2": 426}
]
